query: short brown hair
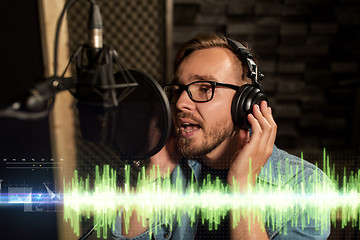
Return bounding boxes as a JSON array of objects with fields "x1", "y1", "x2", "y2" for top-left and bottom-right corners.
[{"x1": 173, "y1": 33, "x2": 251, "y2": 83}]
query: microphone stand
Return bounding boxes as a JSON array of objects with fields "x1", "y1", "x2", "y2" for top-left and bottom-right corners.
[
  {"x1": 78, "y1": 219, "x2": 102, "y2": 240},
  {"x1": 0, "y1": 1, "x2": 138, "y2": 239}
]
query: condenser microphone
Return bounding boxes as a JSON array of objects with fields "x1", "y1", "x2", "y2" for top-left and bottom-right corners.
[
  {"x1": 73, "y1": 1, "x2": 171, "y2": 158},
  {"x1": 0, "y1": 0, "x2": 172, "y2": 159},
  {"x1": 74, "y1": 3, "x2": 138, "y2": 144},
  {"x1": 87, "y1": 3, "x2": 103, "y2": 62}
]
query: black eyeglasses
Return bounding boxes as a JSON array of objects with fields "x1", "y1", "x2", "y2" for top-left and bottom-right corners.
[{"x1": 164, "y1": 80, "x2": 240, "y2": 104}]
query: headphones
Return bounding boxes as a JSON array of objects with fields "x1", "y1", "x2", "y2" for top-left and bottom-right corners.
[{"x1": 226, "y1": 38, "x2": 268, "y2": 129}]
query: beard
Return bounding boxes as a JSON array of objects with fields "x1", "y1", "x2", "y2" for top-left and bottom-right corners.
[{"x1": 175, "y1": 115, "x2": 234, "y2": 159}]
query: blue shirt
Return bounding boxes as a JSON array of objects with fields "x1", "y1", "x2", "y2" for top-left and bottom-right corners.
[{"x1": 112, "y1": 145, "x2": 331, "y2": 240}]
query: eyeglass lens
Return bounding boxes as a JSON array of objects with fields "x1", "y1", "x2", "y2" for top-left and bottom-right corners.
[{"x1": 165, "y1": 81, "x2": 213, "y2": 103}]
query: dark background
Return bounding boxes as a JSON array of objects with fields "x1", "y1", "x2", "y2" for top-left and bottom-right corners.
[
  {"x1": 173, "y1": 0, "x2": 360, "y2": 159},
  {"x1": 172, "y1": 1, "x2": 360, "y2": 238},
  {"x1": 0, "y1": 0, "x2": 359, "y2": 239},
  {"x1": 0, "y1": 1, "x2": 57, "y2": 240}
]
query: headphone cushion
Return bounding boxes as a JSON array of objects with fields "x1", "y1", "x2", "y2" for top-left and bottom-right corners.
[{"x1": 231, "y1": 84, "x2": 268, "y2": 129}]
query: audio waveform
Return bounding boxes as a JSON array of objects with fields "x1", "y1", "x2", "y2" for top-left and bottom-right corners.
[{"x1": 63, "y1": 151, "x2": 360, "y2": 239}]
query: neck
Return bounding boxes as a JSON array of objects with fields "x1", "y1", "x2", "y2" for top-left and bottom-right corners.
[{"x1": 202, "y1": 130, "x2": 240, "y2": 169}]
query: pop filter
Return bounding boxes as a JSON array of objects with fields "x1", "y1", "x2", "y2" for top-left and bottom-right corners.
[{"x1": 112, "y1": 70, "x2": 171, "y2": 159}]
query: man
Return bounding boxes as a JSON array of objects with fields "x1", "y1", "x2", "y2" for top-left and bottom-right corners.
[{"x1": 112, "y1": 34, "x2": 331, "y2": 240}]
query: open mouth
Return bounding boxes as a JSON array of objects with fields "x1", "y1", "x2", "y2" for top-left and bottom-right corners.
[
  {"x1": 177, "y1": 118, "x2": 201, "y2": 137},
  {"x1": 181, "y1": 122, "x2": 201, "y2": 133}
]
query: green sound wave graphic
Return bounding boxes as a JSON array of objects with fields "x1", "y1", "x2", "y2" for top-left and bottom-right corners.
[{"x1": 63, "y1": 150, "x2": 360, "y2": 238}]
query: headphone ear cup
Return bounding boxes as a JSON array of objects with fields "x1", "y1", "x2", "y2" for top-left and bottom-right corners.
[{"x1": 231, "y1": 84, "x2": 268, "y2": 129}]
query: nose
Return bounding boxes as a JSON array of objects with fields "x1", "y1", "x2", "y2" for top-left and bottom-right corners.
[{"x1": 175, "y1": 89, "x2": 195, "y2": 111}]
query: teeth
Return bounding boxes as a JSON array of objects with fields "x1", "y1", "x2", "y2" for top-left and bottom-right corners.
[
  {"x1": 182, "y1": 122, "x2": 193, "y2": 133},
  {"x1": 181, "y1": 122, "x2": 199, "y2": 134}
]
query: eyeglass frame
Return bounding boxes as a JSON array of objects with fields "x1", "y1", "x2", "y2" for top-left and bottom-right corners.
[{"x1": 163, "y1": 80, "x2": 241, "y2": 104}]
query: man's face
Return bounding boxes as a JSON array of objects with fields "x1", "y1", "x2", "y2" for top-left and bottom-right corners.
[{"x1": 172, "y1": 47, "x2": 243, "y2": 159}]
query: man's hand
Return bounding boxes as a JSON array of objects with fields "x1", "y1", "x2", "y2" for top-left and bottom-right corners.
[
  {"x1": 227, "y1": 100, "x2": 277, "y2": 189},
  {"x1": 227, "y1": 100, "x2": 276, "y2": 240}
]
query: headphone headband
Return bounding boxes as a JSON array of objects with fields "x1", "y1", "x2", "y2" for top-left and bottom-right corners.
[{"x1": 226, "y1": 38, "x2": 264, "y2": 86}]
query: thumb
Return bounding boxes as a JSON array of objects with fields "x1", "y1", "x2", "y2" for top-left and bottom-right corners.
[{"x1": 237, "y1": 128, "x2": 250, "y2": 149}]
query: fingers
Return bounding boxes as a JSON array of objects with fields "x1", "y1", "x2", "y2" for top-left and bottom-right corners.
[
  {"x1": 259, "y1": 101, "x2": 277, "y2": 155},
  {"x1": 246, "y1": 113, "x2": 261, "y2": 149},
  {"x1": 247, "y1": 101, "x2": 276, "y2": 159},
  {"x1": 265, "y1": 107, "x2": 277, "y2": 153},
  {"x1": 253, "y1": 102, "x2": 272, "y2": 146},
  {"x1": 229, "y1": 101, "x2": 277, "y2": 186}
]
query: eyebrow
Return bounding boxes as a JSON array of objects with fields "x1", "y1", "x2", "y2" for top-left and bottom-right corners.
[{"x1": 171, "y1": 74, "x2": 217, "y2": 84}]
